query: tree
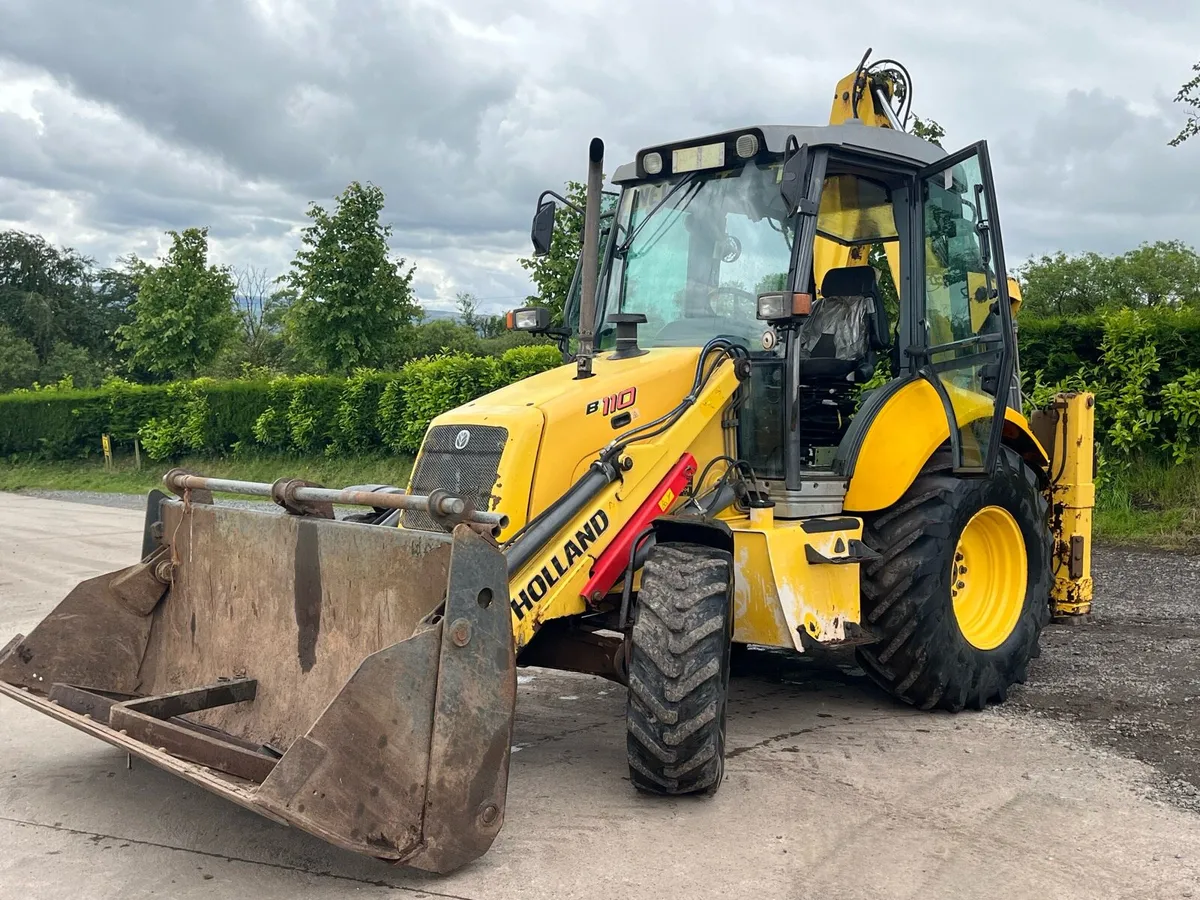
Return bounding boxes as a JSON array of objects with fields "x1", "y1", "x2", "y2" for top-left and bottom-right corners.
[
  {"x1": 1113, "y1": 240, "x2": 1200, "y2": 307},
  {"x1": 456, "y1": 291, "x2": 482, "y2": 334},
  {"x1": 234, "y1": 265, "x2": 288, "y2": 368},
  {"x1": 1017, "y1": 241, "x2": 1200, "y2": 317},
  {"x1": 404, "y1": 319, "x2": 481, "y2": 361},
  {"x1": 910, "y1": 115, "x2": 945, "y2": 147},
  {"x1": 456, "y1": 290, "x2": 507, "y2": 338},
  {"x1": 517, "y1": 180, "x2": 586, "y2": 325},
  {"x1": 0, "y1": 231, "x2": 129, "y2": 377},
  {"x1": 92, "y1": 263, "x2": 137, "y2": 358},
  {"x1": 203, "y1": 266, "x2": 292, "y2": 377},
  {"x1": 1017, "y1": 251, "x2": 1114, "y2": 317},
  {"x1": 0, "y1": 324, "x2": 39, "y2": 391},
  {"x1": 477, "y1": 313, "x2": 508, "y2": 339},
  {"x1": 1171, "y1": 61, "x2": 1200, "y2": 147},
  {"x1": 117, "y1": 228, "x2": 238, "y2": 379},
  {"x1": 39, "y1": 341, "x2": 106, "y2": 386},
  {"x1": 282, "y1": 181, "x2": 420, "y2": 373}
]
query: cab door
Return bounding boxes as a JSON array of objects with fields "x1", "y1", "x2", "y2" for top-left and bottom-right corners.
[{"x1": 914, "y1": 142, "x2": 1014, "y2": 473}]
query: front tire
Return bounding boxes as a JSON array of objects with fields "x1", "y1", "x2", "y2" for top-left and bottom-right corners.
[
  {"x1": 626, "y1": 542, "x2": 733, "y2": 795},
  {"x1": 857, "y1": 447, "x2": 1051, "y2": 712}
]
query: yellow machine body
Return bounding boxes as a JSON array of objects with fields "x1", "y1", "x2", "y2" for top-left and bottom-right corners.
[
  {"x1": 428, "y1": 348, "x2": 728, "y2": 543},
  {"x1": 423, "y1": 350, "x2": 868, "y2": 653},
  {"x1": 402, "y1": 53, "x2": 1094, "y2": 652},
  {"x1": 412, "y1": 343, "x2": 1061, "y2": 654},
  {"x1": 727, "y1": 515, "x2": 863, "y2": 648}
]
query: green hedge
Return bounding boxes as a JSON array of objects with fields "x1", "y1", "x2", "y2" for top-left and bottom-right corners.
[
  {"x1": 0, "y1": 345, "x2": 563, "y2": 461},
  {"x1": 1021, "y1": 308, "x2": 1200, "y2": 467},
  {"x1": 0, "y1": 389, "x2": 99, "y2": 457},
  {"x1": 1020, "y1": 307, "x2": 1200, "y2": 391},
  {"x1": 0, "y1": 384, "x2": 174, "y2": 458},
  {"x1": 13, "y1": 313, "x2": 1194, "y2": 472}
]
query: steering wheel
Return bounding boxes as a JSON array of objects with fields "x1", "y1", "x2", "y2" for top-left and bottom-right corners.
[{"x1": 707, "y1": 284, "x2": 758, "y2": 318}]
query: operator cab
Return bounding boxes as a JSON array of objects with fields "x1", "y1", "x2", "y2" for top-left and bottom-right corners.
[{"x1": 537, "y1": 122, "x2": 1017, "y2": 518}]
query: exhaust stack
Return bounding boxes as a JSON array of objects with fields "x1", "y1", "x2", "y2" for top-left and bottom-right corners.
[{"x1": 576, "y1": 136, "x2": 604, "y2": 380}]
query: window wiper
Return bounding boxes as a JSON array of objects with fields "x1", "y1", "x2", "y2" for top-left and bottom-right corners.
[{"x1": 615, "y1": 173, "x2": 699, "y2": 257}]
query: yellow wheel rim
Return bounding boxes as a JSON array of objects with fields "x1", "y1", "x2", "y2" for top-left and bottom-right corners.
[{"x1": 951, "y1": 506, "x2": 1027, "y2": 651}]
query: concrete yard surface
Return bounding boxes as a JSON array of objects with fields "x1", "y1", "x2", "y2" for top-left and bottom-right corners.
[{"x1": 1, "y1": 491, "x2": 1198, "y2": 899}]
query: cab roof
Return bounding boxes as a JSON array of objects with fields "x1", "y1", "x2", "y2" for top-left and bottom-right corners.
[{"x1": 612, "y1": 122, "x2": 948, "y2": 185}]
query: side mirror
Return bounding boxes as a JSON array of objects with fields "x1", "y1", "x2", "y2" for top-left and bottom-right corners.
[
  {"x1": 779, "y1": 141, "x2": 810, "y2": 216},
  {"x1": 531, "y1": 200, "x2": 556, "y2": 257}
]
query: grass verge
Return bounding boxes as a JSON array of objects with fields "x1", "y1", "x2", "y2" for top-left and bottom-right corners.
[
  {"x1": 1095, "y1": 457, "x2": 1200, "y2": 550},
  {"x1": 0, "y1": 453, "x2": 414, "y2": 496}
]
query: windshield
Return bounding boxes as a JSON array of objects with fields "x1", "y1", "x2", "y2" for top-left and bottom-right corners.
[{"x1": 596, "y1": 160, "x2": 794, "y2": 350}]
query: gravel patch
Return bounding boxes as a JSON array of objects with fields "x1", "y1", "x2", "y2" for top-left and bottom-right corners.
[
  {"x1": 1006, "y1": 543, "x2": 1200, "y2": 812},
  {"x1": 13, "y1": 489, "x2": 273, "y2": 512},
  {"x1": 15, "y1": 489, "x2": 148, "y2": 510}
]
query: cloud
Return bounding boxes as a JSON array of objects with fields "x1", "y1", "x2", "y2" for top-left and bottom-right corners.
[
  {"x1": 1, "y1": 0, "x2": 1199, "y2": 313},
  {"x1": 998, "y1": 88, "x2": 1200, "y2": 258}
]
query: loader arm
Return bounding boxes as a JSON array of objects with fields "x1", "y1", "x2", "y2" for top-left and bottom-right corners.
[{"x1": 504, "y1": 350, "x2": 744, "y2": 649}]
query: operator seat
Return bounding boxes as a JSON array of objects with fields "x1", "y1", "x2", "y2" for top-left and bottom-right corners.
[{"x1": 797, "y1": 265, "x2": 889, "y2": 382}]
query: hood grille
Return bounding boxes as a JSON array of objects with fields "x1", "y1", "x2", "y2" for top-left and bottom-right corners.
[{"x1": 400, "y1": 424, "x2": 508, "y2": 532}]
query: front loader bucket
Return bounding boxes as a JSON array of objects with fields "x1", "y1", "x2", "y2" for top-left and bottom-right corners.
[{"x1": 0, "y1": 498, "x2": 516, "y2": 874}]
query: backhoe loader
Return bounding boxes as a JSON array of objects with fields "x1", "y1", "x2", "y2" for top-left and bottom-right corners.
[{"x1": 0, "y1": 51, "x2": 1094, "y2": 873}]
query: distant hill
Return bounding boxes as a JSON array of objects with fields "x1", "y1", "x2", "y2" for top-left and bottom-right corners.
[
  {"x1": 420, "y1": 308, "x2": 461, "y2": 322},
  {"x1": 231, "y1": 297, "x2": 472, "y2": 325}
]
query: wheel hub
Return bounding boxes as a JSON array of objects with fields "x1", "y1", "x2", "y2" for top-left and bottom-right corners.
[{"x1": 951, "y1": 505, "x2": 1028, "y2": 650}]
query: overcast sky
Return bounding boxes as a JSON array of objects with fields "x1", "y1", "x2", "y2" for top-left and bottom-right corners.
[{"x1": 1, "y1": 0, "x2": 1198, "y2": 312}]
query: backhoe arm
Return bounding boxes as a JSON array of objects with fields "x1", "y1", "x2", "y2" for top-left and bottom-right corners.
[{"x1": 814, "y1": 62, "x2": 906, "y2": 294}]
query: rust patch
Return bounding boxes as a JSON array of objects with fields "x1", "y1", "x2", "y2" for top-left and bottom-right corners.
[{"x1": 294, "y1": 521, "x2": 323, "y2": 673}]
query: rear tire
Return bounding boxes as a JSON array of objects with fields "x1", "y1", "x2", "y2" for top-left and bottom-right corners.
[
  {"x1": 626, "y1": 542, "x2": 733, "y2": 795},
  {"x1": 857, "y1": 447, "x2": 1051, "y2": 712}
]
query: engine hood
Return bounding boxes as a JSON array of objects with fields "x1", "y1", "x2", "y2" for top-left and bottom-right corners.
[{"x1": 417, "y1": 347, "x2": 709, "y2": 537}]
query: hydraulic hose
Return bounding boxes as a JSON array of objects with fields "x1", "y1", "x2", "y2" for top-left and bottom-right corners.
[{"x1": 503, "y1": 339, "x2": 747, "y2": 575}]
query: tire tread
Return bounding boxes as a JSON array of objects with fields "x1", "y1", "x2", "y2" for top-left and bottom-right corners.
[
  {"x1": 856, "y1": 447, "x2": 1052, "y2": 712},
  {"x1": 627, "y1": 542, "x2": 732, "y2": 795}
]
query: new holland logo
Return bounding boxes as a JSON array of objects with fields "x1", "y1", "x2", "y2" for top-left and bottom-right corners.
[
  {"x1": 454, "y1": 429, "x2": 471, "y2": 450},
  {"x1": 510, "y1": 509, "x2": 610, "y2": 620}
]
